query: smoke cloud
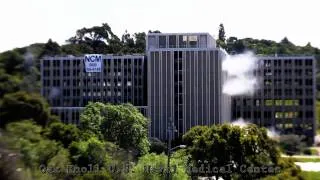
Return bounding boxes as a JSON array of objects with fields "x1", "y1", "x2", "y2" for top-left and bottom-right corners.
[
  {"x1": 49, "y1": 87, "x2": 61, "y2": 99},
  {"x1": 231, "y1": 118, "x2": 280, "y2": 140},
  {"x1": 231, "y1": 118, "x2": 249, "y2": 128},
  {"x1": 222, "y1": 51, "x2": 259, "y2": 96}
]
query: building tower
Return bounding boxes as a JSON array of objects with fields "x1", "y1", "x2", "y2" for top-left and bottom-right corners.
[{"x1": 147, "y1": 33, "x2": 230, "y2": 140}]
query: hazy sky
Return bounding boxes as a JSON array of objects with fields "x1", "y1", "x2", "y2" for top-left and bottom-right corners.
[{"x1": 1, "y1": 0, "x2": 319, "y2": 52}]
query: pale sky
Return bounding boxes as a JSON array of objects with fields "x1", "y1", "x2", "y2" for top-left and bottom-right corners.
[{"x1": 1, "y1": 0, "x2": 319, "y2": 52}]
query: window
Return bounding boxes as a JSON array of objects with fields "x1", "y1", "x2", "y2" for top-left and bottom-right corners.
[
  {"x1": 305, "y1": 60, "x2": 313, "y2": 66},
  {"x1": 305, "y1": 99, "x2": 313, "y2": 105},
  {"x1": 305, "y1": 69, "x2": 313, "y2": 76},
  {"x1": 294, "y1": 79, "x2": 302, "y2": 86},
  {"x1": 284, "y1": 99, "x2": 299, "y2": 106},
  {"x1": 306, "y1": 111, "x2": 313, "y2": 118},
  {"x1": 284, "y1": 60, "x2": 292, "y2": 66},
  {"x1": 264, "y1": 69, "x2": 272, "y2": 76},
  {"x1": 275, "y1": 112, "x2": 283, "y2": 119},
  {"x1": 255, "y1": 99, "x2": 260, "y2": 106},
  {"x1": 199, "y1": 35, "x2": 207, "y2": 48},
  {"x1": 159, "y1": 36, "x2": 166, "y2": 48},
  {"x1": 264, "y1": 89, "x2": 272, "y2": 96},
  {"x1": 188, "y1": 35, "x2": 198, "y2": 48},
  {"x1": 264, "y1": 80, "x2": 272, "y2": 86},
  {"x1": 284, "y1": 79, "x2": 291, "y2": 85},
  {"x1": 169, "y1": 35, "x2": 176, "y2": 48},
  {"x1": 274, "y1": 60, "x2": 281, "y2": 66},
  {"x1": 148, "y1": 36, "x2": 156, "y2": 49},
  {"x1": 295, "y1": 89, "x2": 302, "y2": 95},
  {"x1": 179, "y1": 35, "x2": 187, "y2": 48},
  {"x1": 294, "y1": 69, "x2": 302, "y2": 76},
  {"x1": 294, "y1": 60, "x2": 302, "y2": 66},
  {"x1": 275, "y1": 100, "x2": 282, "y2": 106},
  {"x1": 275, "y1": 79, "x2": 281, "y2": 85},
  {"x1": 264, "y1": 60, "x2": 271, "y2": 67},
  {"x1": 305, "y1": 79, "x2": 313, "y2": 86},
  {"x1": 265, "y1": 99, "x2": 273, "y2": 106},
  {"x1": 285, "y1": 89, "x2": 292, "y2": 96},
  {"x1": 284, "y1": 69, "x2": 291, "y2": 76},
  {"x1": 274, "y1": 70, "x2": 281, "y2": 76},
  {"x1": 275, "y1": 89, "x2": 282, "y2": 96}
]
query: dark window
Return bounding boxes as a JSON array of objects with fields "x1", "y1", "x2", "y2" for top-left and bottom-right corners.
[
  {"x1": 169, "y1": 35, "x2": 176, "y2": 48},
  {"x1": 159, "y1": 36, "x2": 166, "y2": 48}
]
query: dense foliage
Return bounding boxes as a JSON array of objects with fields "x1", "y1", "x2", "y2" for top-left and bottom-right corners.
[
  {"x1": 80, "y1": 102, "x2": 150, "y2": 155},
  {"x1": 0, "y1": 91, "x2": 57, "y2": 127},
  {"x1": 183, "y1": 124, "x2": 303, "y2": 180}
]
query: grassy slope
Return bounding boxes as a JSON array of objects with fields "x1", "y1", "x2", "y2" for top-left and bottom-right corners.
[{"x1": 301, "y1": 171, "x2": 320, "y2": 180}]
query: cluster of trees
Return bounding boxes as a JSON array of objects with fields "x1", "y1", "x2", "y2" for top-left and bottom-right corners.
[
  {"x1": 182, "y1": 124, "x2": 304, "y2": 180},
  {"x1": 0, "y1": 102, "x2": 305, "y2": 179},
  {"x1": 0, "y1": 101, "x2": 189, "y2": 179}
]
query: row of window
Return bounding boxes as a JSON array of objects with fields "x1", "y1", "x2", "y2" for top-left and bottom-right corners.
[
  {"x1": 148, "y1": 34, "x2": 208, "y2": 49},
  {"x1": 263, "y1": 59, "x2": 313, "y2": 67},
  {"x1": 50, "y1": 98, "x2": 144, "y2": 107},
  {"x1": 263, "y1": 69, "x2": 313, "y2": 76},
  {"x1": 43, "y1": 79, "x2": 142, "y2": 87},
  {"x1": 275, "y1": 123, "x2": 313, "y2": 130},
  {"x1": 44, "y1": 58, "x2": 144, "y2": 66},
  {"x1": 43, "y1": 68, "x2": 144, "y2": 77},
  {"x1": 261, "y1": 88, "x2": 313, "y2": 96},
  {"x1": 264, "y1": 79, "x2": 313, "y2": 86},
  {"x1": 235, "y1": 98, "x2": 314, "y2": 106},
  {"x1": 233, "y1": 110, "x2": 313, "y2": 119}
]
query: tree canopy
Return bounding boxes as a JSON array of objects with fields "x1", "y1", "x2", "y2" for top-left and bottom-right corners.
[
  {"x1": 183, "y1": 124, "x2": 290, "y2": 180},
  {"x1": 0, "y1": 91, "x2": 56, "y2": 127},
  {"x1": 80, "y1": 102, "x2": 150, "y2": 155}
]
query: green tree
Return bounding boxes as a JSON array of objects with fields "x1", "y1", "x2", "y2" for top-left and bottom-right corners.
[
  {"x1": 67, "y1": 23, "x2": 120, "y2": 54},
  {"x1": 80, "y1": 102, "x2": 106, "y2": 138},
  {"x1": 218, "y1": 23, "x2": 226, "y2": 42},
  {"x1": 0, "y1": 50, "x2": 24, "y2": 75},
  {"x1": 80, "y1": 102, "x2": 150, "y2": 155},
  {"x1": 279, "y1": 134, "x2": 306, "y2": 155},
  {"x1": 39, "y1": 39, "x2": 62, "y2": 57},
  {"x1": 127, "y1": 152, "x2": 190, "y2": 180},
  {"x1": 0, "y1": 120, "x2": 63, "y2": 180},
  {"x1": 69, "y1": 137, "x2": 108, "y2": 168},
  {"x1": 149, "y1": 137, "x2": 167, "y2": 154},
  {"x1": 217, "y1": 23, "x2": 227, "y2": 49},
  {"x1": 183, "y1": 124, "x2": 281, "y2": 180},
  {"x1": 47, "y1": 149, "x2": 72, "y2": 179},
  {"x1": 0, "y1": 91, "x2": 54, "y2": 127},
  {"x1": 133, "y1": 32, "x2": 146, "y2": 53},
  {"x1": 121, "y1": 30, "x2": 135, "y2": 53},
  {"x1": 182, "y1": 126, "x2": 209, "y2": 146},
  {"x1": 45, "y1": 122, "x2": 80, "y2": 148},
  {"x1": 0, "y1": 70, "x2": 21, "y2": 97}
]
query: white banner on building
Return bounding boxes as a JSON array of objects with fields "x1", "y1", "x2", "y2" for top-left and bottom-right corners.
[{"x1": 84, "y1": 54, "x2": 102, "y2": 72}]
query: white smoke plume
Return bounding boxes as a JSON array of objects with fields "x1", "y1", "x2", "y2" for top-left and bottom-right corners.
[
  {"x1": 49, "y1": 87, "x2": 61, "y2": 99},
  {"x1": 222, "y1": 51, "x2": 259, "y2": 96},
  {"x1": 231, "y1": 118, "x2": 280, "y2": 140},
  {"x1": 267, "y1": 127, "x2": 280, "y2": 140},
  {"x1": 231, "y1": 118, "x2": 250, "y2": 128}
]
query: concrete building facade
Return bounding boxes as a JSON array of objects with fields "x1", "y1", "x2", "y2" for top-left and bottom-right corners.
[
  {"x1": 41, "y1": 54, "x2": 148, "y2": 123},
  {"x1": 147, "y1": 33, "x2": 230, "y2": 140},
  {"x1": 231, "y1": 56, "x2": 317, "y2": 143}
]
